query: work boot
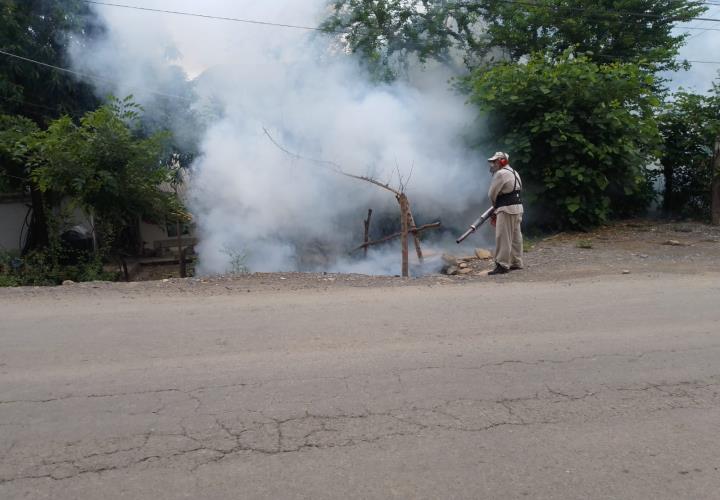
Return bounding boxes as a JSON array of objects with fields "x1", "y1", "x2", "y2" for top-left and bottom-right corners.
[
  {"x1": 510, "y1": 265, "x2": 523, "y2": 271},
  {"x1": 488, "y1": 264, "x2": 509, "y2": 275}
]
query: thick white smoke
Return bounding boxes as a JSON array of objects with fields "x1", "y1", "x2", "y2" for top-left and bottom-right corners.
[{"x1": 71, "y1": 1, "x2": 493, "y2": 275}]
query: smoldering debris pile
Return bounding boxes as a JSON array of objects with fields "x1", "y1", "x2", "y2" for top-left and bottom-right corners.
[
  {"x1": 440, "y1": 249, "x2": 493, "y2": 276},
  {"x1": 70, "y1": 0, "x2": 488, "y2": 277}
]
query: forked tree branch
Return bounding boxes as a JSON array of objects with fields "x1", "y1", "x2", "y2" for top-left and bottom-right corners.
[{"x1": 263, "y1": 127, "x2": 402, "y2": 196}]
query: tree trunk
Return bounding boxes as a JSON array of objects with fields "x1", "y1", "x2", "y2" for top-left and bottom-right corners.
[
  {"x1": 398, "y1": 194, "x2": 410, "y2": 278},
  {"x1": 180, "y1": 248, "x2": 188, "y2": 278},
  {"x1": 120, "y1": 256, "x2": 130, "y2": 282},
  {"x1": 712, "y1": 137, "x2": 720, "y2": 225},
  {"x1": 24, "y1": 185, "x2": 49, "y2": 253},
  {"x1": 662, "y1": 161, "x2": 673, "y2": 215},
  {"x1": 176, "y1": 219, "x2": 186, "y2": 278},
  {"x1": 89, "y1": 210, "x2": 98, "y2": 256}
]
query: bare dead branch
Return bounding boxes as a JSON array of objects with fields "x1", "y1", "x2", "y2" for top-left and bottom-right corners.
[
  {"x1": 406, "y1": 161, "x2": 415, "y2": 190},
  {"x1": 263, "y1": 127, "x2": 401, "y2": 196}
]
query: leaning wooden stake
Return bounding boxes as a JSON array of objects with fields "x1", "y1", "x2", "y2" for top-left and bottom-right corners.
[
  {"x1": 351, "y1": 222, "x2": 441, "y2": 253},
  {"x1": 363, "y1": 209, "x2": 373, "y2": 258}
]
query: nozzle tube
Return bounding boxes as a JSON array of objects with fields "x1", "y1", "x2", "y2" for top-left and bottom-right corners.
[{"x1": 456, "y1": 207, "x2": 495, "y2": 244}]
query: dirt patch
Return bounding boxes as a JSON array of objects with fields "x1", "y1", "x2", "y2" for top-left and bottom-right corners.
[
  {"x1": 1, "y1": 219, "x2": 718, "y2": 300},
  {"x1": 519, "y1": 219, "x2": 720, "y2": 281}
]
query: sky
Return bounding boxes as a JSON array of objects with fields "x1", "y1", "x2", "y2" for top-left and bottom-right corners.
[{"x1": 668, "y1": 5, "x2": 720, "y2": 93}]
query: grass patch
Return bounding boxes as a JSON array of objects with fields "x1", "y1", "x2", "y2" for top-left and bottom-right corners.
[
  {"x1": 576, "y1": 239, "x2": 594, "y2": 249},
  {"x1": 0, "y1": 249, "x2": 118, "y2": 287},
  {"x1": 523, "y1": 237, "x2": 539, "y2": 252}
]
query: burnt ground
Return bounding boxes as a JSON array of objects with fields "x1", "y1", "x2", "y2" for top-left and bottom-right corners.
[{"x1": 1, "y1": 218, "x2": 719, "y2": 300}]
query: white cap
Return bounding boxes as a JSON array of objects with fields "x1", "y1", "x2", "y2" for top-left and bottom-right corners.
[{"x1": 488, "y1": 151, "x2": 509, "y2": 162}]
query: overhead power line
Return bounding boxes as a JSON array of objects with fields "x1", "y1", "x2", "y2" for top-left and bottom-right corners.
[
  {"x1": 678, "y1": 24, "x2": 720, "y2": 30},
  {"x1": 0, "y1": 95, "x2": 86, "y2": 117},
  {"x1": 0, "y1": 49, "x2": 192, "y2": 101},
  {"x1": 1, "y1": 46, "x2": 719, "y2": 103},
  {"x1": 82, "y1": 0, "x2": 720, "y2": 27},
  {"x1": 82, "y1": 1, "x2": 339, "y2": 33}
]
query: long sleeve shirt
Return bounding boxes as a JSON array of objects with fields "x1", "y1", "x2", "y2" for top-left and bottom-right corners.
[{"x1": 488, "y1": 166, "x2": 524, "y2": 215}]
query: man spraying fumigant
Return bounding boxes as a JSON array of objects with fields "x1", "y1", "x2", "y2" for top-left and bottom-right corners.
[{"x1": 486, "y1": 152, "x2": 523, "y2": 275}]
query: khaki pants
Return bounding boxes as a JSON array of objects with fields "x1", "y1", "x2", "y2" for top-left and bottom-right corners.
[{"x1": 495, "y1": 212, "x2": 523, "y2": 270}]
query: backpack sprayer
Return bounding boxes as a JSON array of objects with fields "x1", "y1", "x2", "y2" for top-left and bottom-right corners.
[{"x1": 456, "y1": 206, "x2": 495, "y2": 244}]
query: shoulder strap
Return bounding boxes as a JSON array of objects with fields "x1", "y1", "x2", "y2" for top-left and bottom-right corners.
[{"x1": 502, "y1": 167, "x2": 522, "y2": 191}]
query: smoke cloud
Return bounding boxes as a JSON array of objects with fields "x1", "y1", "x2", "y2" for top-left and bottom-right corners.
[{"x1": 71, "y1": 1, "x2": 495, "y2": 275}]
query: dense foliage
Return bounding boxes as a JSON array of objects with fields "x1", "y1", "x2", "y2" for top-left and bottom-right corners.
[
  {"x1": 468, "y1": 52, "x2": 662, "y2": 228},
  {"x1": 658, "y1": 84, "x2": 720, "y2": 218},
  {"x1": 1, "y1": 1, "x2": 719, "y2": 287},
  {"x1": 324, "y1": 0, "x2": 719, "y2": 228},
  {"x1": 0, "y1": 98, "x2": 182, "y2": 285},
  {"x1": 0, "y1": 0, "x2": 101, "y2": 121},
  {"x1": 324, "y1": 0, "x2": 704, "y2": 78},
  {"x1": 0, "y1": 1, "x2": 192, "y2": 286}
]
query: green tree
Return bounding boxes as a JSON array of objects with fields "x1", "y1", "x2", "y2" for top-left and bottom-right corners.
[
  {"x1": 479, "y1": 0, "x2": 703, "y2": 72},
  {"x1": 323, "y1": 0, "x2": 485, "y2": 80},
  {"x1": 1, "y1": 0, "x2": 105, "y2": 250},
  {"x1": 0, "y1": 114, "x2": 38, "y2": 192},
  {"x1": 0, "y1": 0, "x2": 102, "y2": 121},
  {"x1": 324, "y1": 0, "x2": 704, "y2": 78},
  {"x1": 658, "y1": 83, "x2": 720, "y2": 218},
  {"x1": 0, "y1": 114, "x2": 51, "y2": 249},
  {"x1": 468, "y1": 51, "x2": 662, "y2": 229},
  {"x1": 29, "y1": 98, "x2": 182, "y2": 258}
]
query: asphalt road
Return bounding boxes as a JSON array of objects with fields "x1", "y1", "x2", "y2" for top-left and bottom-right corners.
[{"x1": 1, "y1": 273, "x2": 720, "y2": 499}]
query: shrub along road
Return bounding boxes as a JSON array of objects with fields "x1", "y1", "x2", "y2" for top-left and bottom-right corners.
[{"x1": 1, "y1": 268, "x2": 719, "y2": 499}]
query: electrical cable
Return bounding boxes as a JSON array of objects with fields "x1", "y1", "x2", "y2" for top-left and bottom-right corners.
[
  {"x1": 82, "y1": 0, "x2": 720, "y2": 27},
  {"x1": 0, "y1": 94, "x2": 85, "y2": 117},
  {"x1": 678, "y1": 25, "x2": 720, "y2": 29},
  {"x1": 77, "y1": 0, "x2": 720, "y2": 44},
  {"x1": 4, "y1": 0, "x2": 720, "y2": 105},
  {"x1": 82, "y1": 1, "x2": 340, "y2": 33},
  {"x1": 0, "y1": 49, "x2": 193, "y2": 102},
  {"x1": 684, "y1": 4, "x2": 720, "y2": 38},
  {"x1": 2, "y1": 46, "x2": 719, "y2": 101}
]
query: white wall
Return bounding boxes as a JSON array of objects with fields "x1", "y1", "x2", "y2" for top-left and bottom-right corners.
[
  {"x1": 140, "y1": 222, "x2": 168, "y2": 251},
  {"x1": 0, "y1": 195, "x2": 195, "y2": 255}
]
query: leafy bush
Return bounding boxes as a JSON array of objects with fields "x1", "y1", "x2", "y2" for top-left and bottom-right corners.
[
  {"x1": 0, "y1": 248, "x2": 117, "y2": 287},
  {"x1": 657, "y1": 86, "x2": 720, "y2": 219},
  {"x1": 468, "y1": 51, "x2": 662, "y2": 230},
  {"x1": 222, "y1": 246, "x2": 249, "y2": 275}
]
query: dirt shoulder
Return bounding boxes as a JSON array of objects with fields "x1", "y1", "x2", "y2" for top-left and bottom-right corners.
[
  {"x1": 511, "y1": 218, "x2": 720, "y2": 281},
  {"x1": 1, "y1": 219, "x2": 718, "y2": 300}
]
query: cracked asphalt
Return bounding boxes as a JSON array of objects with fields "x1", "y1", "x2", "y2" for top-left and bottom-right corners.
[{"x1": 1, "y1": 273, "x2": 720, "y2": 499}]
